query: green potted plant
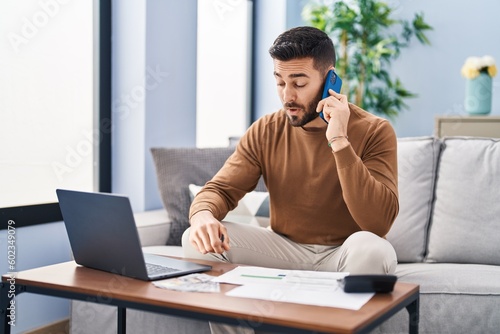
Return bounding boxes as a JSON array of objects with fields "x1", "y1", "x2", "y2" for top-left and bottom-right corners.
[{"x1": 302, "y1": 0, "x2": 433, "y2": 118}]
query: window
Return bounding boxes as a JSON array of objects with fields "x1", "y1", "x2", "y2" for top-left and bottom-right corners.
[
  {"x1": 196, "y1": 0, "x2": 253, "y2": 147},
  {"x1": 0, "y1": 0, "x2": 111, "y2": 228}
]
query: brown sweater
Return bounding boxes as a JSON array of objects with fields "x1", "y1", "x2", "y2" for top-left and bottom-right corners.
[{"x1": 189, "y1": 104, "x2": 399, "y2": 245}]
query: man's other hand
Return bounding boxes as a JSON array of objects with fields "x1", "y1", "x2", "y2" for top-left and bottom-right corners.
[{"x1": 189, "y1": 210, "x2": 230, "y2": 254}]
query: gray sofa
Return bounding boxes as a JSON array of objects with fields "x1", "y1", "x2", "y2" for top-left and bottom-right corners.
[{"x1": 70, "y1": 136, "x2": 500, "y2": 334}]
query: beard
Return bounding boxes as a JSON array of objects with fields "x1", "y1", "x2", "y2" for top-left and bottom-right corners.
[{"x1": 284, "y1": 89, "x2": 323, "y2": 127}]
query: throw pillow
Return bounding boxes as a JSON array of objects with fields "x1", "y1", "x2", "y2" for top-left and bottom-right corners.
[
  {"x1": 150, "y1": 147, "x2": 235, "y2": 245},
  {"x1": 385, "y1": 137, "x2": 441, "y2": 262},
  {"x1": 188, "y1": 184, "x2": 270, "y2": 227},
  {"x1": 150, "y1": 147, "x2": 267, "y2": 245},
  {"x1": 426, "y1": 137, "x2": 500, "y2": 265}
]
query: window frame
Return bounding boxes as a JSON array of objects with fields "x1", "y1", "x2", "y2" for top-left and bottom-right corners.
[{"x1": 0, "y1": 0, "x2": 112, "y2": 230}]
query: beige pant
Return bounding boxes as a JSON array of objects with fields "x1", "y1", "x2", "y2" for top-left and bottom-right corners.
[{"x1": 182, "y1": 222, "x2": 397, "y2": 334}]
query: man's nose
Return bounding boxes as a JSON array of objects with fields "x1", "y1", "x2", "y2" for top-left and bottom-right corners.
[{"x1": 282, "y1": 85, "x2": 296, "y2": 103}]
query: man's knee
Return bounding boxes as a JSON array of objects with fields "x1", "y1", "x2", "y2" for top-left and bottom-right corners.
[
  {"x1": 341, "y1": 231, "x2": 397, "y2": 274},
  {"x1": 181, "y1": 227, "x2": 198, "y2": 258},
  {"x1": 181, "y1": 227, "x2": 191, "y2": 249},
  {"x1": 181, "y1": 227, "x2": 206, "y2": 259}
]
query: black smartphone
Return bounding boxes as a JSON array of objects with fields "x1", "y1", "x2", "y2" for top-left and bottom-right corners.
[
  {"x1": 319, "y1": 69, "x2": 343, "y2": 123},
  {"x1": 342, "y1": 274, "x2": 397, "y2": 293}
]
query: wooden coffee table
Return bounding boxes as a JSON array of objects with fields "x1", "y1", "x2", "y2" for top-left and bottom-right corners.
[{"x1": 1, "y1": 259, "x2": 419, "y2": 334}]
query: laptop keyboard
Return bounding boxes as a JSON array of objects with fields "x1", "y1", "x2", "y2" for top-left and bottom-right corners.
[{"x1": 146, "y1": 263, "x2": 180, "y2": 276}]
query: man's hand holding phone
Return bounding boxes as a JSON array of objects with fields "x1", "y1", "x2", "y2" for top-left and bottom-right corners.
[
  {"x1": 317, "y1": 69, "x2": 350, "y2": 152},
  {"x1": 319, "y1": 69, "x2": 343, "y2": 123}
]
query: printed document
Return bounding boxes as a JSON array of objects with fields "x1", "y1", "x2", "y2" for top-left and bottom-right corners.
[{"x1": 213, "y1": 266, "x2": 374, "y2": 310}]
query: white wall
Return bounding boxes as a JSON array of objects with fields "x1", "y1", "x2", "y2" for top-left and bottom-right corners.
[
  {"x1": 112, "y1": 0, "x2": 198, "y2": 211},
  {"x1": 253, "y1": 0, "x2": 288, "y2": 119},
  {"x1": 388, "y1": 0, "x2": 500, "y2": 137},
  {"x1": 111, "y1": 0, "x2": 147, "y2": 210},
  {"x1": 143, "y1": 0, "x2": 198, "y2": 209}
]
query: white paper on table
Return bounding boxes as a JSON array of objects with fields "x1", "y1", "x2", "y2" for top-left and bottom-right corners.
[
  {"x1": 213, "y1": 266, "x2": 348, "y2": 286},
  {"x1": 226, "y1": 283, "x2": 374, "y2": 310},
  {"x1": 214, "y1": 266, "x2": 374, "y2": 310}
]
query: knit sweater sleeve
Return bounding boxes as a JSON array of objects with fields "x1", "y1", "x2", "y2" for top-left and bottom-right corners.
[
  {"x1": 334, "y1": 119, "x2": 399, "y2": 237},
  {"x1": 188, "y1": 121, "x2": 264, "y2": 221}
]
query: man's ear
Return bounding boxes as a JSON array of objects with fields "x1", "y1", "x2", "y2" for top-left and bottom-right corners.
[{"x1": 323, "y1": 66, "x2": 335, "y2": 79}]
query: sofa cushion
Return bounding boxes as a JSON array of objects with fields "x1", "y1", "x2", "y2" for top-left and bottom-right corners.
[
  {"x1": 395, "y1": 262, "x2": 500, "y2": 295},
  {"x1": 385, "y1": 137, "x2": 440, "y2": 262},
  {"x1": 372, "y1": 263, "x2": 500, "y2": 334},
  {"x1": 189, "y1": 184, "x2": 270, "y2": 227},
  {"x1": 426, "y1": 137, "x2": 500, "y2": 265},
  {"x1": 134, "y1": 209, "x2": 171, "y2": 247},
  {"x1": 150, "y1": 147, "x2": 236, "y2": 245}
]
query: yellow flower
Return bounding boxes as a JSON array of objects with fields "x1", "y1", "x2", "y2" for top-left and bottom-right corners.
[
  {"x1": 488, "y1": 65, "x2": 497, "y2": 77},
  {"x1": 461, "y1": 55, "x2": 496, "y2": 78},
  {"x1": 461, "y1": 65, "x2": 479, "y2": 79}
]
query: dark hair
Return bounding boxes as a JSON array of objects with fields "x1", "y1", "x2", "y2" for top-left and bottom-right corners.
[{"x1": 268, "y1": 26, "x2": 336, "y2": 72}]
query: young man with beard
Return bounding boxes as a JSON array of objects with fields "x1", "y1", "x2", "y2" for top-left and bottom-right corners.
[{"x1": 183, "y1": 25, "x2": 398, "y2": 302}]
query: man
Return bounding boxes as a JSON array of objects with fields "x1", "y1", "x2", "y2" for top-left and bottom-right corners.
[{"x1": 183, "y1": 24, "x2": 397, "y2": 306}]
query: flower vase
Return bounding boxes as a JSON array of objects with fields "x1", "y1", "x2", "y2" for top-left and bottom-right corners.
[{"x1": 464, "y1": 72, "x2": 492, "y2": 115}]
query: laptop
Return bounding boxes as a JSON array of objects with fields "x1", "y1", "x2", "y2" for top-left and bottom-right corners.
[{"x1": 56, "y1": 189, "x2": 211, "y2": 281}]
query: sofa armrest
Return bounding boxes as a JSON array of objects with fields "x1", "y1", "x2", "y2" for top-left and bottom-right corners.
[{"x1": 134, "y1": 209, "x2": 171, "y2": 247}]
